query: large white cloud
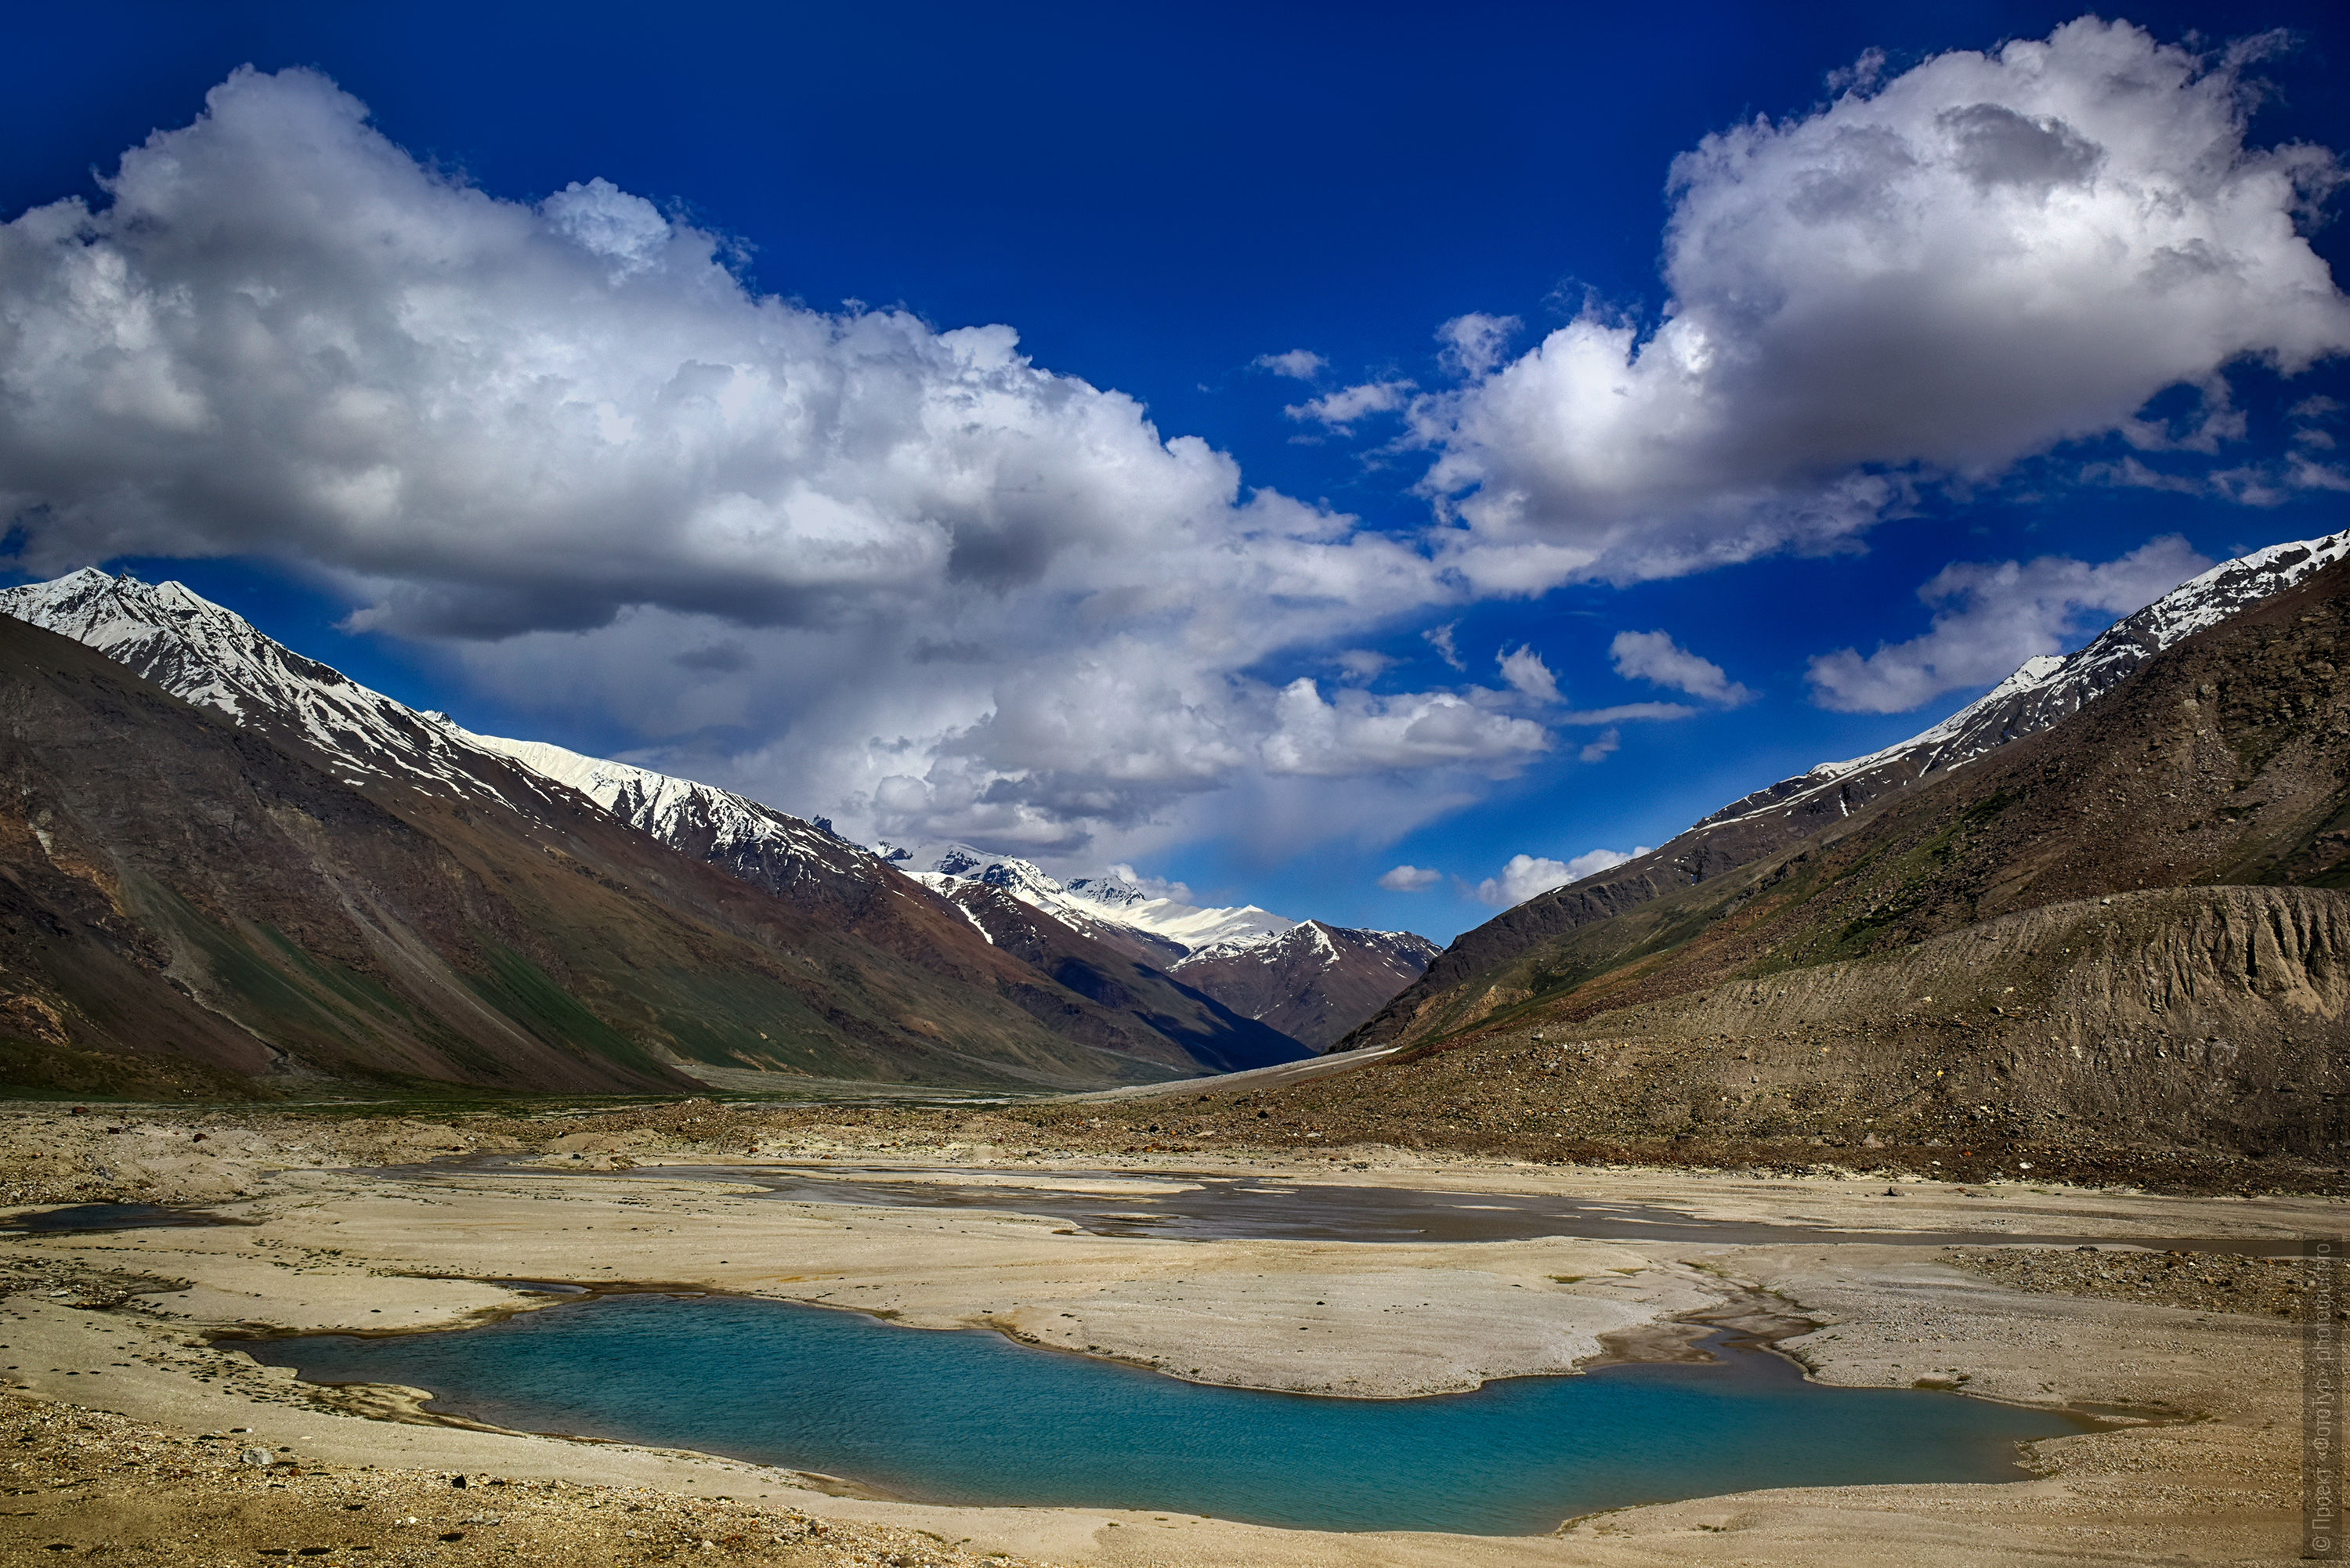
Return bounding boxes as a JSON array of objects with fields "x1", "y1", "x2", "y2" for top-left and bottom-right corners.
[
  {"x1": 1415, "y1": 19, "x2": 2350, "y2": 591},
  {"x1": 0, "y1": 67, "x2": 1546, "y2": 858}
]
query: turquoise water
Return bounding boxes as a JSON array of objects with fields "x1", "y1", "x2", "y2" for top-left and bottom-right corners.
[{"x1": 255, "y1": 1293, "x2": 2088, "y2": 1534}]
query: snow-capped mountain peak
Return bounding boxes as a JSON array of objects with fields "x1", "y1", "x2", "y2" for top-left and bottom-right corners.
[
  {"x1": 0, "y1": 568, "x2": 528, "y2": 799},
  {"x1": 0, "y1": 566, "x2": 1437, "y2": 1064},
  {"x1": 1164, "y1": 919, "x2": 1443, "y2": 1050},
  {"x1": 877, "y1": 841, "x2": 1296, "y2": 960},
  {"x1": 458, "y1": 731, "x2": 865, "y2": 878},
  {"x1": 0, "y1": 568, "x2": 874, "y2": 887}
]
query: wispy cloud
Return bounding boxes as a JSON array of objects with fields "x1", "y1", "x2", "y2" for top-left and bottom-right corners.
[
  {"x1": 1437, "y1": 313, "x2": 1519, "y2": 379},
  {"x1": 1497, "y1": 645, "x2": 1561, "y2": 704},
  {"x1": 1423, "y1": 623, "x2": 1466, "y2": 670},
  {"x1": 1255, "y1": 349, "x2": 1328, "y2": 380},
  {"x1": 1556, "y1": 702, "x2": 1695, "y2": 724},
  {"x1": 1609, "y1": 630, "x2": 1752, "y2": 706},
  {"x1": 1287, "y1": 380, "x2": 1414, "y2": 431}
]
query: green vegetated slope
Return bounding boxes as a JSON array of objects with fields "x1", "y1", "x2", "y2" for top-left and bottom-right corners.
[
  {"x1": 1264, "y1": 557, "x2": 2350, "y2": 1165},
  {"x1": 0, "y1": 616, "x2": 1195, "y2": 1097}
]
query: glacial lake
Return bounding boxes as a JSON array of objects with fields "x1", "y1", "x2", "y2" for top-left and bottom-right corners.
[{"x1": 253, "y1": 1292, "x2": 2092, "y2": 1534}]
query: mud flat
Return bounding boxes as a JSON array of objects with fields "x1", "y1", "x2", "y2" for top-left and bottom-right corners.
[{"x1": 0, "y1": 1101, "x2": 2331, "y2": 1564}]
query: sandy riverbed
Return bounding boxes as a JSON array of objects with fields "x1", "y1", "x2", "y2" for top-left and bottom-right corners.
[{"x1": 0, "y1": 1102, "x2": 2331, "y2": 1565}]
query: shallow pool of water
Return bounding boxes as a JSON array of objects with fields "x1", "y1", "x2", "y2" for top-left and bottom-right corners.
[
  {"x1": 255, "y1": 1293, "x2": 2089, "y2": 1534},
  {"x1": 0, "y1": 1202, "x2": 240, "y2": 1234},
  {"x1": 418, "y1": 1158, "x2": 2304, "y2": 1252}
]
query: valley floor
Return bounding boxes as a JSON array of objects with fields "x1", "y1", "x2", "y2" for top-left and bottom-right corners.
[{"x1": 0, "y1": 1099, "x2": 2329, "y2": 1566}]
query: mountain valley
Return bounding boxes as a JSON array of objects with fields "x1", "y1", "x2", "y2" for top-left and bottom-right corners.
[{"x1": 0, "y1": 570, "x2": 1459, "y2": 1097}]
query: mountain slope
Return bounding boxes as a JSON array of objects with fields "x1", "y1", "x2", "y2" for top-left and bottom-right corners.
[
  {"x1": 0, "y1": 616, "x2": 722, "y2": 1095},
  {"x1": 1061, "y1": 558, "x2": 2350, "y2": 1176},
  {"x1": 0, "y1": 613, "x2": 1246, "y2": 1095},
  {"x1": 1069, "y1": 882, "x2": 2348, "y2": 1181},
  {"x1": 0, "y1": 572, "x2": 963, "y2": 959},
  {"x1": 0, "y1": 570, "x2": 1308, "y2": 1083},
  {"x1": 1166, "y1": 923, "x2": 1441, "y2": 1050},
  {"x1": 920, "y1": 880, "x2": 1306, "y2": 1073},
  {"x1": 1349, "y1": 528, "x2": 2350, "y2": 1052}
]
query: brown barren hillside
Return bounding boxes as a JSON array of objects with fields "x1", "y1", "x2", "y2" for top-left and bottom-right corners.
[
  {"x1": 0, "y1": 569, "x2": 1307, "y2": 1085},
  {"x1": 1348, "y1": 531, "x2": 2350, "y2": 1053},
  {"x1": 1039, "y1": 557, "x2": 2350, "y2": 1184},
  {"x1": 1354, "y1": 555, "x2": 2350, "y2": 1050}
]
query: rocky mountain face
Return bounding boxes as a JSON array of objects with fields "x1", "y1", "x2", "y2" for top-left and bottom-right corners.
[
  {"x1": 880, "y1": 842, "x2": 1438, "y2": 1050},
  {"x1": 1164, "y1": 923, "x2": 1442, "y2": 1050},
  {"x1": 917, "y1": 880, "x2": 1302, "y2": 1073},
  {"x1": 1202, "y1": 554, "x2": 2350, "y2": 1177},
  {"x1": 1350, "y1": 528, "x2": 2350, "y2": 1053},
  {"x1": 0, "y1": 572, "x2": 942, "y2": 960}
]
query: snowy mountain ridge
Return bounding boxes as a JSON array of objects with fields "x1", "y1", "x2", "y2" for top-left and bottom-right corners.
[
  {"x1": 1694, "y1": 529, "x2": 2350, "y2": 839},
  {"x1": 0, "y1": 568, "x2": 515, "y2": 800},
  {"x1": 0, "y1": 569, "x2": 869, "y2": 884},
  {"x1": 0, "y1": 569, "x2": 1352, "y2": 970},
  {"x1": 876, "y1": 841, "x2": 1296, "y2": 961},
  {"x1": 458, "y1": 732, "x2": 868, "y2": 881},
  {"x1": 1166, "y1": 919, "x2": 1444, "y2": 1050},
  {"x1": 873, "y1": 842, "x2": 1442, "y2": 1049},
  {"x1": 0, "y1": 566, "x2": 1419, "y2": 1068}
]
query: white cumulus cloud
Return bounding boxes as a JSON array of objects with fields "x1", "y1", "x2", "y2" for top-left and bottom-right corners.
[
  {"x1": 1806, "y1": 534, "x2": 2211, "y2": 713},
  {"x1": 1476, "y1": 847, "x2": 1651, "y2": 908},
  {"x1": 1259, "y1": 680, "x2": 1549, "y2": 778},
  {"x1": 0, "y1": 66, "x2": 1554, "y2": 862},
  {"x1": 1378, "y1": 864, "x2": 1443, "y2": 892},
  {"x1": 1415, "y1": 18, "x2": 2350, "y2": 593}
]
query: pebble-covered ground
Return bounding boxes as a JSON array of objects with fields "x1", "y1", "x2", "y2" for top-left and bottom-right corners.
[
  {"x1": 2, "y1": 1094, "x2": 2338, "y2": 1212},
  {"x1": 0, "y1": 1394, "x2": 1059, "y2": 1566},
  {"x1": 1942, "y1": 1246, "x2": 2322, "y2": 1317}
]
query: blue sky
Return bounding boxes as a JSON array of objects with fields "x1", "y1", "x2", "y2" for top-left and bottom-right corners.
[{"x1": 3, "y1": 2, "x2": 2347, "y2": 940}]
